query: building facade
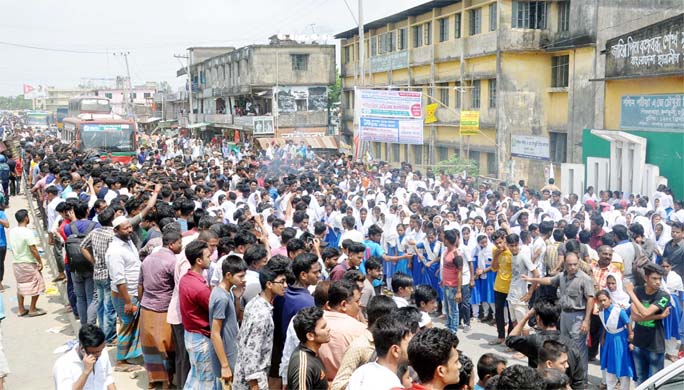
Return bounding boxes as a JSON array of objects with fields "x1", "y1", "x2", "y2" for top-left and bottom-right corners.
[
  {"x1": 336, "y1": 0, "x2": 681, "y2": 189},
  {"x1": 95, "y1": 82, "x2": 158, "y2": 118},
  {"x1": 44, "y1": 87, "x2": 94, "y2": 113},
  {"x1": 182, "y1": 37, "x2": 336, "y2": 138}
]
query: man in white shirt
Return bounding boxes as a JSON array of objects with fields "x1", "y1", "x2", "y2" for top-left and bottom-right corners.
[
  {"x1": 506, "y1": 234, "x2": 539, "y2": 334},
  {"x1": 54, "y1": 324, "x2": 116, "y2": 390},
  {"x1": 347, "y1": 315, "x2": 413, "y2": 390},
  {"x1": 339, "y1": 216, "x2": 364, "y2": 247}
]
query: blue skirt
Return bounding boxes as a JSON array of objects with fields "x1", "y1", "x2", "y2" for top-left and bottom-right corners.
[
  {"x1": 665, "y1": 294, "x2": 682, "y2": 340},
  {"x1": 385, "y1": 245, "x2": 399, "y2": 279},
  {"x1": 600, "y1": 328, "x2": 635, "y2": 378},
  {"x1": 414, "y1": 258, "x2": 443, "y2": 300},
  {"x1": 471, "y1": 278, "x2": 484, "y2": 305},
  {"x1": 477, "y1": 272, "x2": 496, "y2": 304},
  {"x1": 325, "y1": 228, "x2": 341, "y2": 249}
]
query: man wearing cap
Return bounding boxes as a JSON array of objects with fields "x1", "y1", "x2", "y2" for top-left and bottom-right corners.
[{"x1": 106, "y1": 215, "x2": 143, "y2": 370}]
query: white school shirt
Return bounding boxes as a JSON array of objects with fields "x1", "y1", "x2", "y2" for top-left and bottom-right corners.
[{"x1": 54, "y1": 346, "x2": 114, "y2": 390}]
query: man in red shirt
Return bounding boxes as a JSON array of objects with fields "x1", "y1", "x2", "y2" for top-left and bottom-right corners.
[
  {"x1": 179, "y1": 240, "x2": 220, "y2": 389},
  {"x1": 588, "y1": 215, "x2": 606, "y2": 250},
  {"x1": 406, "y1": 328, "x2": 461, "y2": 390}
]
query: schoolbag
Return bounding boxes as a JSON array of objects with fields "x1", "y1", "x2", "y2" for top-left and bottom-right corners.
[
  {"x1": 0, "y1": 163, "x2": 9, "y2": 182},
  {"x1": 66, "y1": 221, "x2": 97, "y2": 274},
  {"x1": 631, "y1": 241, "x2": 651, "y2": 287}
]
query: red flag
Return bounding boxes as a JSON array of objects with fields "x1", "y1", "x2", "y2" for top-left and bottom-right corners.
[{"x1": 23, "y1": 84, "x2": 34, "y2": 95}]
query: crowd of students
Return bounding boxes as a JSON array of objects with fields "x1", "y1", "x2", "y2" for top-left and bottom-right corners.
[{"x1": 6, "y1": 126, "x2": 683, "y2": 390}]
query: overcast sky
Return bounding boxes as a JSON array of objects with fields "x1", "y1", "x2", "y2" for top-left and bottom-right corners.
[{"x1": 0, "y1": 0, "x2": 426, "y2": 96}]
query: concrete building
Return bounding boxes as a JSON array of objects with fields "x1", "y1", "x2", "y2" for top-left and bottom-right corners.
[
  {"x1": 44, "y1": 87, "x2": 94, "y2": 113},
  {"x1": 94, "y1": 81, "x2": 158, "y2": 118},
  {"x1": 335, "y1": 0, "x2": 681, "y2": 189},
  {"x1": 180, "y1": 36, "x2": 336, "y2": 142}
]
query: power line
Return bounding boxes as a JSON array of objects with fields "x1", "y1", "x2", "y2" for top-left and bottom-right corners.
[{"x1": 0, "y1": 40, "x2": 108, "y2": 54}]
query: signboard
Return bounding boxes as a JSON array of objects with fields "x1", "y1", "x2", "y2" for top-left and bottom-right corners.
[
  {"x1": 511, "y1": 135, "x2": 550, "y2": 161},
  {"x1": 356, "y1": 89, "x2": 423, "y2": 119},
  {"x1": 459, "y1": 111, "x2": 480, "y2": 135},
  {"x1": 370, "y1": 50, "x2": 409, "y2": 72},
  {"x1": 276, "y1": 86, "x2": 328, "y2": 113},
  {"x1": 23, "y1": 84, "x2": 48, "y2": 99},
  {"x1": 253, "y1": 116, "x2": 274, "y2": 135},
  {"x1": 605, "y1": 14, "x2": 683, "y2": 78},
  {"x1": 424, "y1": 103, "x2": 439, "y2": 124},
  {"x1": 359, "y1": 117, "x2": 423, "y2": 145},
  {"x1": 620, "y1": 94, "x2": 684, "y2": 130},
  {"x1": 82, "y1": 123, "x2": 131, "y2": 132}
]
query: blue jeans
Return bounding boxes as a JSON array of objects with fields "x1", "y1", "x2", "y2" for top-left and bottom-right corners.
[
  {"x1": 444, "y1": 286, "x2": 460, "y2": 333},
  {"x1": 632, "y1": 346, "x2": 665, "y2": 385},
  {"x1": 459, "y1": 285, "x2": 472, "y2": 326},
  {"x1": 94, "y1": 279, "x2": 117, "y2": 343},
  {"x1": 71, "y1": 271, "x2": 96, "y2": 325},
  {"x1": 64, "y1": 263, "x2": 78, "y2": 315}
]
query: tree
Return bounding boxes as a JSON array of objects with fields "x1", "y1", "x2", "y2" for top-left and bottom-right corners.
[
  {"x1": 328, "y1": 70, "x2": 341, "y2": 109},
  {"x1": 435, "y1": 154, "x2": 480, "y2": 177},
  {"x1": 0, "y1": 95, "x2": 32, "y2": 110}
]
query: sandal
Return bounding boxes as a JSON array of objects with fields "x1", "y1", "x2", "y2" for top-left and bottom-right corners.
[
  {"x1": 18, "y1": 311, "x2": 28, "y2": 317},
  {"x1": 114, "y1": 364, "x2": 140, "y2": 373},
  {"x1": 28, "y1": 309, "x2": 47, "y2": 317},
  {"x1": 488, "y1": 338, "x2": 504, "y2": 345}
]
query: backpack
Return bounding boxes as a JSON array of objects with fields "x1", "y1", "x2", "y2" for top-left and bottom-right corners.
[
  {"x1": 631, "y1": 241, "x2": 651, "y2": 287},
  {"x1": 65, "y1": 221, "x2": 97, "y2": 274},
  {"x1": 0, "y1": 163, "x2": 9, "y2": 182}
]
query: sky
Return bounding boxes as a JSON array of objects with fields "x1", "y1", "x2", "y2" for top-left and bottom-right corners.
[{"x1": 0, "y1": 0, "x2": 427, "y2": 96}]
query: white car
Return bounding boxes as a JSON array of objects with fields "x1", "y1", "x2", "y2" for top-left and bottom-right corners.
[{"x1": 635, "y1": 358, "x2": 684, "y2": 390}]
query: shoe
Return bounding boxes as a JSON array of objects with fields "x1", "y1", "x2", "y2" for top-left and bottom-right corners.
[
  {"x1": 488, "y1": 338, "x2": 504, "y2": 345},
  {"x1": 463, "y1": 325, "x2": 471, "y2": 332}
]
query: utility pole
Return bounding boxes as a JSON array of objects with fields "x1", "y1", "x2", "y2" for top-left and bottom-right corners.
[
  {"x1": 113, "y1": 51, "x2": 134, "y2": 118},
  {"x1": 174, "y1": 51, "x2": 194, "y2": 124},
  {"x1": 357, "y1": 0, "x2": 365, "y2": 159}
]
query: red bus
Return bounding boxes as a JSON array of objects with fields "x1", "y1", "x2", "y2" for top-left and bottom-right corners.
[{"x1": 62, "y1": 117, "x2": 137, "y2": 164}]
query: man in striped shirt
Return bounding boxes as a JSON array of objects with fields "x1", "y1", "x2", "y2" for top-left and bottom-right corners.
[{"x1": 287, "y1": 306, "x2": 330, "y2": 390}]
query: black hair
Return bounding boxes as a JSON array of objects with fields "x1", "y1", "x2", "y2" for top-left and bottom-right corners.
[
  {"x1": 538, "y1": 368, "x2": 570, "y2": 390},
  {"x1": 539, "y1": 221, "x2": 554, "y2": 235},
  {"x1": 364, "y1": 256, "x2": 382, "y2": 272},
  {"x1": 79, "y1": 324, "x2": 105, "y2": 349},
  {"x1": 477, "y1": 353, "x2": 507, "y2": 382},
  {"x1": 372, "y1": 314, "x2": 411, "y2": 358},
  {"x1": 391, "y1": 271, "x2": 414, "y2": 293},
  {"x1": 456, "y1": 352, "x2": 474, "y2": 389},
  {"x1": 281, "y1": 227, "x2": 297, "y2": 244},
  {"x1": 313, "y1": 280, "x2": 330, "y2": 307},
  {"x1": 258, "y1": 258, "x2": 290, "y2": 290},
  {"x1": 408, "y1": 327, "x2": 460, "y2": 383},
  {"x1": 162, "y1": 230, "x2": 182, "y2": 247},
  {"x1": 612, "y1": 224, "x2": 629, "y2": 241},
  {"x1": 292, "y1": 252, "x2": 319, "y2": 281},
  {"x1": 244, "y1": 245, "x2": 268, "y2": 267},
  {"x1": 414, "y1": 284, "x2": 438, "y2": 307},
  {"x1": 328, "y1": 279, "x2": 359, "y2": 308},
  {"x1": 221, "y1": 255, "x2": 248, "y2": 278},
  {"x1": 185, "y1": 239, "x2": 208, "y2": 266},
  {"x1": 321, "y1": 247, "x2": 340, "y2": 261},
  {"x1": 533, "y1": 298, "x2": 561, "y2": 327},
  {"x1": 643, "y1": 262, "x2": 665, "y2": 277},
  {"x1": 234, "y1": 230, "x2": 257, "y2": 248},
  {"x1": 367, "y1": 295, "x2": 397, "y2": 328},
  {"x1": 505, "y1": 233, "x2": 519, "y2": 244},
  {"x1": 578, "y1": 229, "x2": 591, "y2": 244},
  {"x1": 492, "y1": 229, "x2": 507, "y2": 241},
  {"x1": 496, "y1": 364, "x2": 544, "y2": 390},
  {"x1": 368, "y1": 224, "x2": 383, "y2": 237},
  {"x1": 348, "y1": 242, "x2": 366, "y2": 254},
  {"x1": 552, "y1": 229, "x2": 564, "y2": 242},
  {"x1": 539, "y1": 339, "x2": 568, "y2": 366},
  {"x1": 15, "y1": 209, "x2": 29, "y2": 223},
  {"x1": 293, "y1": 306, "x2": 325, "y2": 344}
]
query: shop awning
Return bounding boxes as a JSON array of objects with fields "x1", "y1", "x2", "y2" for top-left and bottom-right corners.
[
  {"x1": 257, "y1": 136, "x2": 338, "y2": 150},
  {"x1": 186, "y1": 122, "x2": 212, "y2": 129}
]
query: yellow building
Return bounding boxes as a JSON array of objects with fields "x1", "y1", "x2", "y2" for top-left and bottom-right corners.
[{"x1": 335, "y1": 0, "x2": 680, "y2": 189}]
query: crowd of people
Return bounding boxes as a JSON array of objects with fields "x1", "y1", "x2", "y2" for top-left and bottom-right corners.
[{"x1": 3, "y1": 125, "x2": 684, "y2": 390}]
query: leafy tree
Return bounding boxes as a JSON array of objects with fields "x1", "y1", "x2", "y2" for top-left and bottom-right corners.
[
  {"x1": 328, "y1": 70, "x2": 341, "y2": 109},
  {"x1": 435, "y1": 154, "x2": 480, "y2": 177},
  {"x1": 0, "y1": 95, "x2": 32, "y2": 110}
]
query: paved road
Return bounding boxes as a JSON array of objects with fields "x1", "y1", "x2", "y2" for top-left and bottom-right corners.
[{"x1": 2, "y1": 194, "x2": 612, "y2": 389}]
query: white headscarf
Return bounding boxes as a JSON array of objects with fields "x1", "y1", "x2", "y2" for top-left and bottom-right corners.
[{"x1": 606, "y1": 273, "x2": 630, "y2": 309}]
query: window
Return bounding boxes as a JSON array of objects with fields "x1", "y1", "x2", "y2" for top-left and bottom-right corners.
[
  {"x1": 399, "y1": 28, "x2": 408, "y2": 50},
  {"x1": 550, "y1": 132, "x2": 567, "y2": 163},
  {"x1": 131, "y1": 92, "x2": 137, "y2": 99},
  {"x1": 512, "y1": 1, "x2": 547, "y2": 29},
  {"x1": 387, "y1": 31, "x2": 395, "y2": 52},
  {"x1": 105, "y1": 92, "x2": 112, "y2": 99},
  {"x1": 438, "y1": 146, "x2": 449, "y2": 161},
  {"x1": 471, "y1": 80, "x2": 481, "y2": 109},
  {"x1": 413, "y1": 25, "x2": 423, "y2": 47},
  {"x1": 489, "y1": 3, "x2": 497, "y2": 31},
  {"x1": 427, "y1": 87, "x2": 434, "y2": 104},
  {"x1": 424, "y1": 22, "x2": 432, "y2": 45},
  {"x1": 439, "y1": 83, "x2": 449, "y2": 107},
  {"x1": 375, "y1": 143, "x2": 381, "y2": 158},
  {"x1": 551, "y1": 55, "x2": 569, "y2": 87},
  {"x1": 144, "y1": 92, "x2": 151, "y2": 99},
  {"x1": 470, "y1": 8, "x2": 481, "y2": 35},
  {"x1": 414, "y1": 145, "x2": 423, "y2": 165},
  {"x1": 470, "y1": 150, "x2": 481, "y2": 166},
  {"x1": 454, "y1": 13, "x2": 462, "y2": 38},
  {"x1": 404, "y1": 145, "x2": 409, "y2": 163},
  {"x1": 558, "y1": 1, "x2": 570, "y2": 32},
  {"x1": 488, "y1": 79, "x2": 496, "y2": 108},
  {"x1": 371, "y1": 36, "x2": 377, "y2": 56},
  {"x1": 455, "y1": 82, "x2": 462, "y2": 108},
  {"x1": 487, "y1": 152, "x2": 497, "y2": 175},
  {"x1": 378, "y1": 34, "x2": 386, "y2": 54},
  {"x1": 439, "y1": 18, "x2": 449, "y2": 42},
  {"x1": 392, "y1": 144, "x2": 400, "y2": 162},
  {"x1": 291, "y1": 54, "x2": 309, "y2": 71},
  {"x1": 343, "y1": 46, "x2": 351, "y2": 63}
]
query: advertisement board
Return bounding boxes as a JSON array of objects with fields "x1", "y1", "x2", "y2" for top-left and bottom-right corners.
[
  {"x1": 510, "y1": 135, "x2": 550, "y2": 161},
  {"x1": 356, "y1": 89, "x2": 423, "y2": 119},
  {"x1": 459, "y1": 111, "x2": 480, "y2": 135},
  {"x1": 359, "y1": 116, "x2": 423, "y2": 144},
  {"x1": 253, "y1": 116, "x2": 274, "y2": 135},
  {"x1": 620, "y1": 94, "x2": 684, "y2": 131}
]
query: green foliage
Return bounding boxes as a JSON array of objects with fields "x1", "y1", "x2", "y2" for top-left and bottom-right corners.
[
  {"x1": 328, "y1": 71, "x2": 341, "y2": 109},
  {"x1": 0, "y1": 95, "x2": 32, "y2": 110},
  {"x1": 435, "y1": 154, "x2": 480, "y2": 177}
]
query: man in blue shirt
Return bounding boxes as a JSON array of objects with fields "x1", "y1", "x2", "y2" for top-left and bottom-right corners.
[{"x1": 364, "y1": 224, "x2": 412, "y2": 287}]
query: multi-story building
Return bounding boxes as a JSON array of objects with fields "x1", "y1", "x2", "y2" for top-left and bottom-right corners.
[
  {"x1": 181, "y1": 36, "x2": 336, "y2": 140},
  {"x1": 335, "y1": 0, "x2": 681, "y2": 189},
  {"x1": 44, "y1": 87, "x2": 94, "y2": 113},
  {"x1": 95, "y1": 81, "x2": 158, "y2": 118}
]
